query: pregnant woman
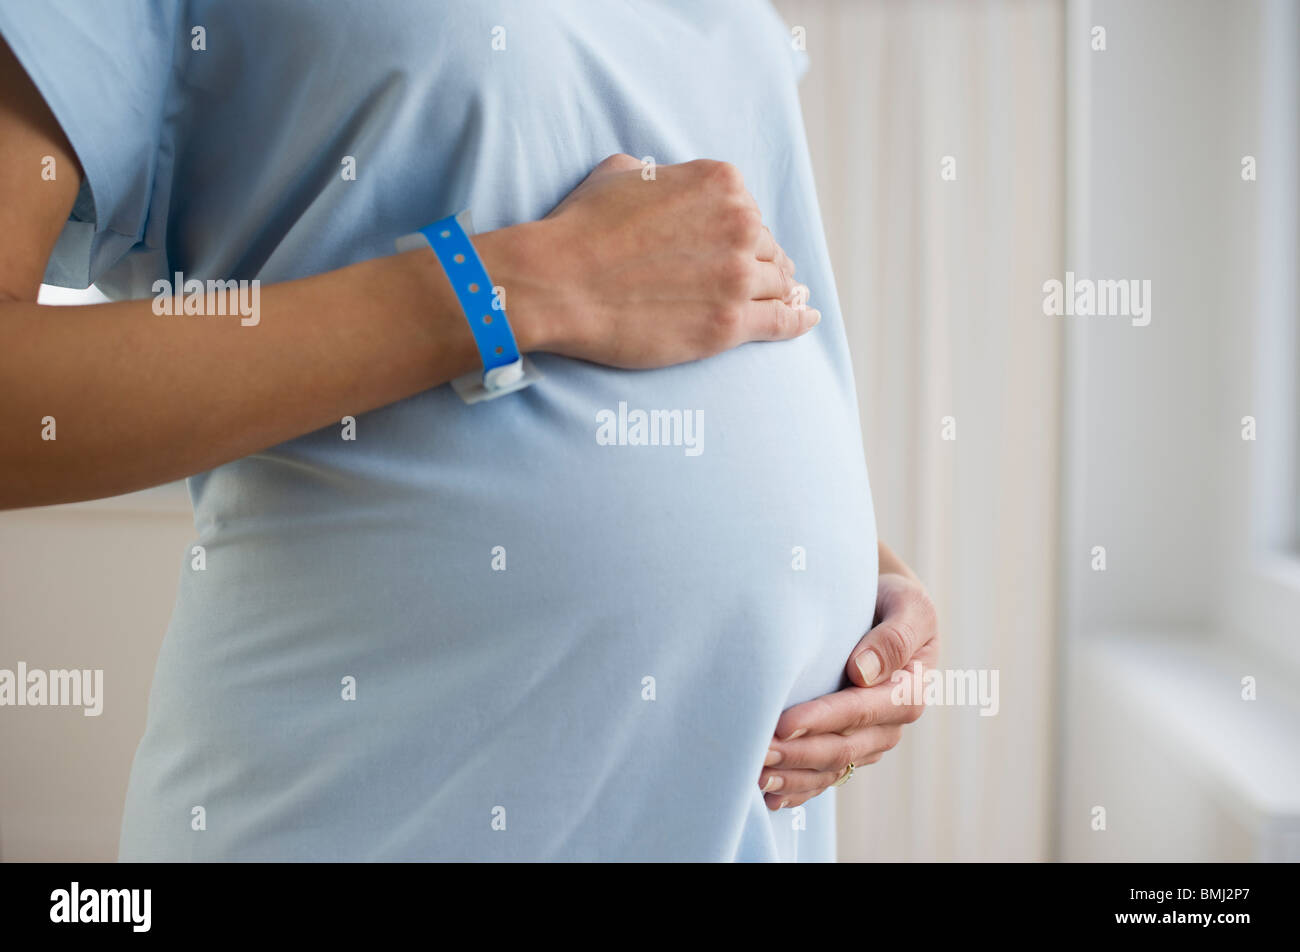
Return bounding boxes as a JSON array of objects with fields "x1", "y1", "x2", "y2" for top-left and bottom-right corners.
[{"x1": 0, "y1": 0, "x2": 938, "y2": 861}]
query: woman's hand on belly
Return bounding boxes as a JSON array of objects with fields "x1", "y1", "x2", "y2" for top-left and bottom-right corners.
[
  {"x1": 757, "y1": 570, "x2": 940, "y2": 811},
  {"x1": 518, "y1": 153, "x2": 820, "y2": 368}
]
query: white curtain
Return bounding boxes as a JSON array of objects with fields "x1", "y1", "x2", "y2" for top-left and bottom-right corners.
[{"x1": 774, "y1": 0, "x2": 1065, "y2": 861}]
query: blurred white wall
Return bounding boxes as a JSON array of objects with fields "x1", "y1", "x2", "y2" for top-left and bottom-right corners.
[
  {"x1": 0, "y1": 490, "x2": 193, "y2": 861},
  {"x1": 1058, "y1": 0, "x2": 1300, "y2": 862},
  {"x1": 778, "y1": 0, "x2": 1065, "y2": 860}
]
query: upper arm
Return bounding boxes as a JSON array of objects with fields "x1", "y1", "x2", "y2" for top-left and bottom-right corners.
[
  {"x1": 0, "y1": 35, "x2": 81, "y2": 303},
  {"x1": 0, "y1": 1, "x2": 181, "y2": 304}
]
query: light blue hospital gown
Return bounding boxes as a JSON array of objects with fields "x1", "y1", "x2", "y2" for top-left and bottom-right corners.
[{"x1": 2, "y1": 0, "x2": 879, "y2": 861}]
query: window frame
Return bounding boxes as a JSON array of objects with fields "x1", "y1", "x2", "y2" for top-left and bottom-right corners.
[{"x1": 1235, "y1": 0, "x2": 1300, "y2": 670}]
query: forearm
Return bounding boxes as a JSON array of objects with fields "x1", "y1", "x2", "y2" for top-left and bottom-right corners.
[
  {"x1": 0, "y1": 224, "x2": 550, "y2": 509},
  {"x1": 4, "y1": 43, "x2": 810, "y2": 515},
  {"x1": 0, "y1": 35, "x2": 814, "y2": 514}
]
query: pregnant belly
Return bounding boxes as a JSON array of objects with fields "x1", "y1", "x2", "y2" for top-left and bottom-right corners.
[{"x1": 124, "y1": 340, "x2": 877, "y2": 860}]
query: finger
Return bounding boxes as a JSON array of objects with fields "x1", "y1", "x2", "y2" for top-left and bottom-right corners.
[
  {"x1": 765, "y1": 782, "x2": 855, "y2": 812},
  {"x1": 739, "y1": 297, "x2": 820, "y2": 342},
  {"x1": 766, "y1": 724, "x2": 904, "y2": 771},
  {"x1": 847, "y1": 588, "x2": 938, "y2": 688},
  {"x1": 754, "y1": 227, "x2": 797, "y2": 278},
  {"x1": 749, "y1": 259, "x2": 795, "y2": 301},
  {"x1": 763, "y1": 752, "x2": 893, "y2": 810},
  {"x1": 773, "y1": 683, "x2": 917, "y2": 740},
  {"x1": 758, "y1": 767, "x2": 842, "y2": 797},
  {"x1": 588, "y1": 152, "x2": 645, "y2": 178},
  {"x1": 766, "y1": 791, "x2": 814, "y2": 811}
]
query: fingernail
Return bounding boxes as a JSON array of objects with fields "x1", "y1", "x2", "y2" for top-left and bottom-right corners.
[
  {"x1": 779, "y1": 799, "x2": 791, "y2": 809},
  {"x1": 808, "y1": 309, "x2": 821, "y2": 326},
  {"x1": 764, "y1": 748, "x2": 782, "y2": 766},
  {"x1": 856, "y1": 650, "x2": 882, "y2": 686},
  {"x1": 783, "y1": 728, "x2": 807, "y2": 741},
  {"x1": 761, "y1": 775, "x2": 781, "y2": 792}
]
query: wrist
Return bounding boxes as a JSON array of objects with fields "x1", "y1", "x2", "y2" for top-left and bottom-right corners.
[
  {"x1": 472, "y1": 219, "x2": 571, "y2": 355},
  {"x1": 878, "y1": 540, "x2": 920, "y2": 582}
]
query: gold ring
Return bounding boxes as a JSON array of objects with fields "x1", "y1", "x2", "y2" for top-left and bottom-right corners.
[{"x1": 833, "y1": 762, "x2": 855, "y2": 787}]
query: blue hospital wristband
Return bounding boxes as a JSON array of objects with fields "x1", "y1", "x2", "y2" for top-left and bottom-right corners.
[{"x1": 395, "y1": 210, "x2": 541, "y2": 403}]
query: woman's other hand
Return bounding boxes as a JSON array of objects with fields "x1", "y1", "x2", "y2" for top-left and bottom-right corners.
[{"x1": 758, "y1": 571, "x2": 940, "y2": 811}]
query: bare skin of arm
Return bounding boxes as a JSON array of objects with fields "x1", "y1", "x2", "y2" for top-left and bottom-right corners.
[
  {"x1": 878, "y1": 539, "x2": 920, "y2": 582},
  {"x1": 0, "y1": 39, "x2": 815, "y2": 510}
]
